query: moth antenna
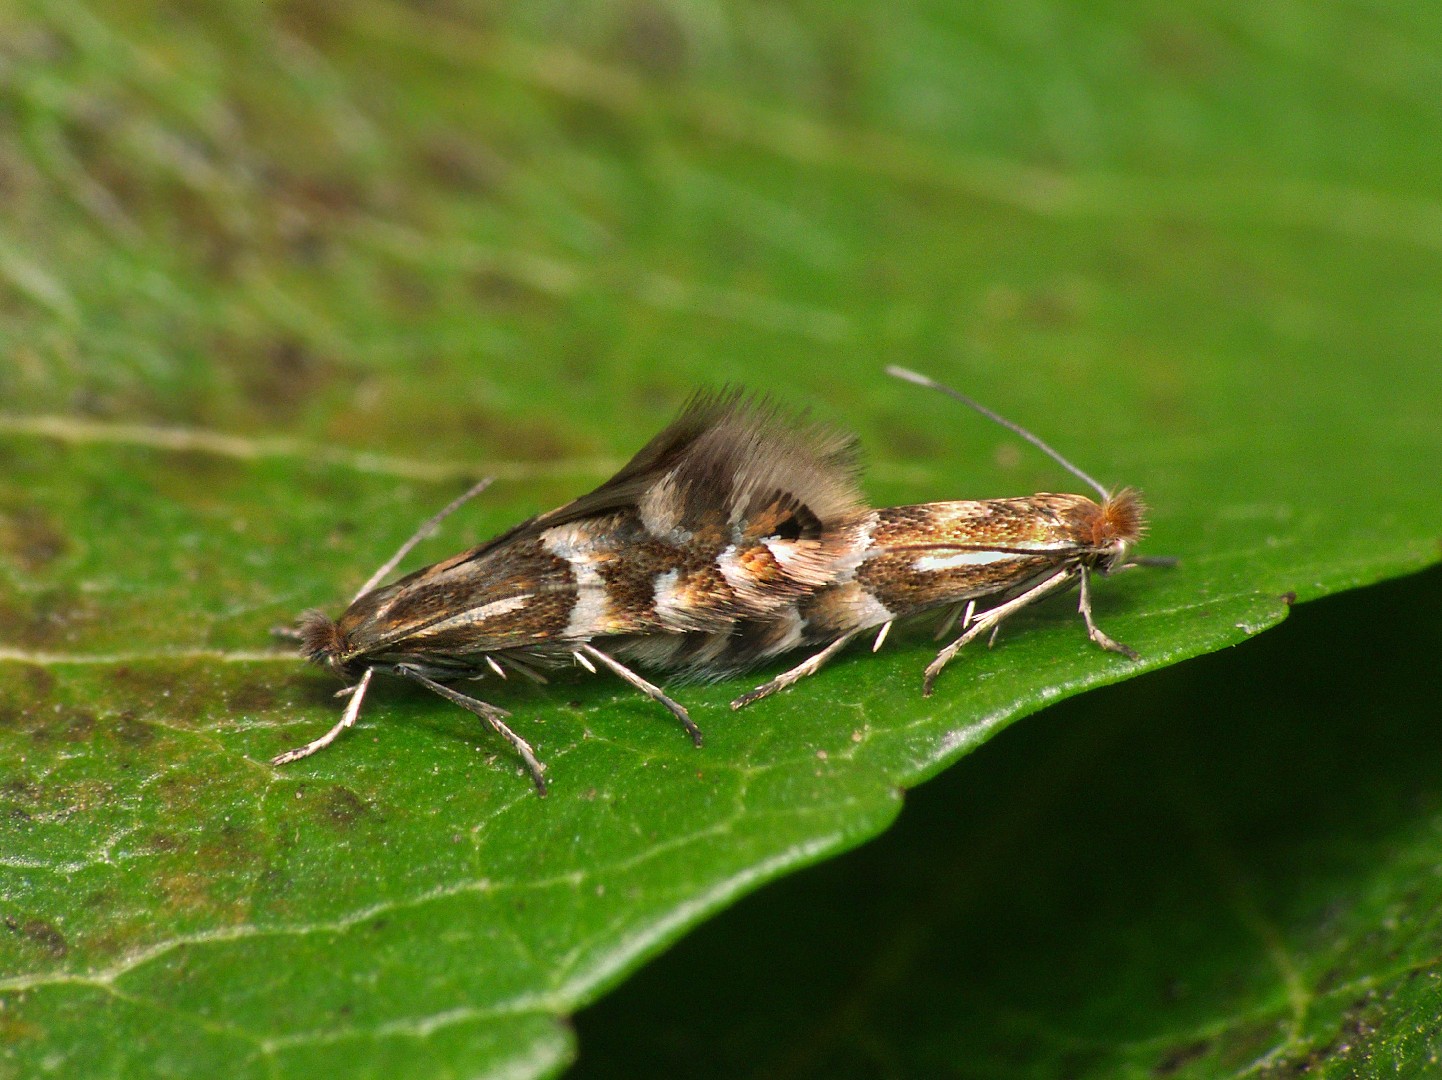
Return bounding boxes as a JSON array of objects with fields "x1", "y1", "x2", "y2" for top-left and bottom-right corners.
[
  {"x1": 353, "y1": 477, "x2": 495, "y2": 602},
  {"x1": 885, "y1": 366, "x2": 1111, "y2": 503}
]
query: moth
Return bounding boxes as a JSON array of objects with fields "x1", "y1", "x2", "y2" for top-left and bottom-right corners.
[
  {"x1": 728, "y1": 366, "x2": 1164, "y2": 710},
  {"x1": 273, "y1": 390, "x2": 868, "y2": 794}
]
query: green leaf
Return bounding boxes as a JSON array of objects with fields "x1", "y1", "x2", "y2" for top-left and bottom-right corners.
[
  {"x1": 1, "y1": 2, "x2": 1439, "y2": 1078},
  {"x1": 573, "y1": 568, "x2": 1442, "y2": 1079}
]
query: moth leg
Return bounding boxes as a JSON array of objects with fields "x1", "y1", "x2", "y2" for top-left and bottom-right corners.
[
  {"x1": 731, "y1": 630, "x2": 861, "y2": 710},
  {"x1": 871, "y1": 620, "x2": 893, "y2": 653},
  {"x1": 272, "y1": 666, "x2": 375, "y2": 765},
  {"x1": 1078, "y1": 566, "x2": 1140, "y2": 661},
  {"x1": 398, "y1": 667, "x2": 548, "y2": 795},
  {"x1": 577, "y1": 644, "x2": 703, "y2": 747},
  {"x1": 501, "y1": 656, "x2": 549, "y2": 684},
  {"x1": 932, "y1": 600, "x2": 975, "y2": 642},
  {"x1": 924, "y1": 569, "x2": 1074, "y2": 696}
]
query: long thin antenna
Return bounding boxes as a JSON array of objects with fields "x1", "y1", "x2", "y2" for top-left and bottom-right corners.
[
  {"x1": 353, "y1": 477, "x2": 495, "y2": 602},
  {"x1": 885, "y1": 366, "x2": 1111, "y2": 502}
]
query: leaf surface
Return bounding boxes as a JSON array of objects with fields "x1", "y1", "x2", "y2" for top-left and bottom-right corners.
[{"x1": 1, "y1": 2, "x2": 1439, "y2": 1076}]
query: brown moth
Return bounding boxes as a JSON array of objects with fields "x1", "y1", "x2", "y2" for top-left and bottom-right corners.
[
  {"x1": 730, "y1": 366, "x2": 1162, "y2": 709},
  {"x1": 273, "y1": 390, "x2": 866, "y2": 793}
]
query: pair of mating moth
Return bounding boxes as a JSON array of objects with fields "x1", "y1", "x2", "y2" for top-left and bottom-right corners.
[{"x1": 275, "y1": 368, "x2": 1156, "y2": 794}]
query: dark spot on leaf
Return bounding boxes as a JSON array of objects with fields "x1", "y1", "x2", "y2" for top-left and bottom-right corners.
[
  {"x1": 112, "y1": 712, "x2": 155, "y2": 748},
  {"x1": 370, "y1": 918, "x2": 387, "y2": 932},
  {"x1": 1280, "y1": 590, "x2": 1297, "y2": 606},
  {"x1": 228, "y1": 682, "x2": 278, "y2": 712},
  {"x1": 230, "y1": 337, "x2": 344, "y2": 422},
  {"x1": 1153, "y1": 1038, "x2": 1210, "y2": 1076},
  {"x1": 253, "y1": 866, "x2": 296, "y2": 906},
  {"x1": 0, "y1": 506, "x2": 69, "y2": 572},
  {"x1": 319, "y1": 786, "x2": 373, "y2": 829},
  {"x1": 0, "y1": 774, "x2": 39, "y2": 803},
  {"x1": 56, "y1": 708, "x2": 96, "y2": 742},
  {"x1": 6, "y1": 703, "x2": 95, "y2": 743},
  {"x1": 154, "y1": 770, "x2": 217, "y2": 815},
  {"x1": 198, "y1": 821, "x2": 259, "y2": 871},
  {"x1": 5, "y1": 917, "x2": 69, "y2": 959},
  {"x1": 142, "y1": 831, "x2": 184, "y2": 853},
  {"x1": 0, "y1": 590, "x2": 98, "y2": 649},
  {"x1": 22, "y1": 665, "x2": 55, "y2": 698},
  {"x1": 157, "y1": 870, "x2": 221, "y2": 915},
  {"x1": 1332, "y1": 994, "x2": 1382, "y2": 1049},
  {"x1": 83, "y1": 887, "x2": 117, "y2": 910},
  {"x1": 104, "y1": 661, "x2": 215, "y2": 724}
]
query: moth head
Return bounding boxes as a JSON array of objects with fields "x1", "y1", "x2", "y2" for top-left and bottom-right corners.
[
  {"x1": 297, "y1": 610, "x2": 353, "y2": 675},
  {"x1": 1087, "y1": 487, "x2": 1147, "y2": 573}
]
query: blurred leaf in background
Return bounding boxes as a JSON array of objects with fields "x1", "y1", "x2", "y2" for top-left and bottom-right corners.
[{"x1": 1, "y1": 1, "x2": 1439, "y2": 1077}]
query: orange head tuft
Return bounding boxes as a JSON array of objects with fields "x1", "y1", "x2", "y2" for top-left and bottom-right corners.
[{"x1": 1092, "y1": 487, "x2": 1147, "y2": 549}]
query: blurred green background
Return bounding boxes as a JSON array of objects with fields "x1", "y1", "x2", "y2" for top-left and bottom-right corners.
[{"x1": 2, "y1": 2, "x2": 1440, "y2": 1077}]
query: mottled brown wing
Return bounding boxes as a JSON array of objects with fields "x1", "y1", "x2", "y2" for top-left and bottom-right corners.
[{"x1": 331, "y1": 391, "x2": 870, "y2": 674}]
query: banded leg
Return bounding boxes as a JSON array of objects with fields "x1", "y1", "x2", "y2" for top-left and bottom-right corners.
[
  {"x1": 1078, "y1": 566, "x2": 1139, "y2": 660},
  {"x1": 923, "y1": 569, "x2": 1075, "y2": 695},
  {"x1": 272, "y1": 667, "x2": 375, "y2": 765},
  {"x1": 731, "y1": 629, "x2": 862, "y2": 710},
  {"x1": 399, "y1": 667, "x2": 548, "y2": 795},
  {"x1": 578, "y1": 644, "x2": 702, "y2": 746}
]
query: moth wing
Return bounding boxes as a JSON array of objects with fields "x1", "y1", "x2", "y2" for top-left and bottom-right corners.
[
  {"x1": 539, "y1": 389, "x2": 863, "y2": 535},
  {"x1": 459, "y1": 390, "x2": 867, "y2": 604},
  {"x1": 593, "y1": 390, "x2": 870, "y2": 618},
  {"x1": 429, "y1": 390, "x2": 752, "y2": 567},
  {"x1": 335, "y1": 539, "x2": 578, "y2": 666},
  {"x1": 342, "y1": 391, "x2": 871, "y2": 675}
]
